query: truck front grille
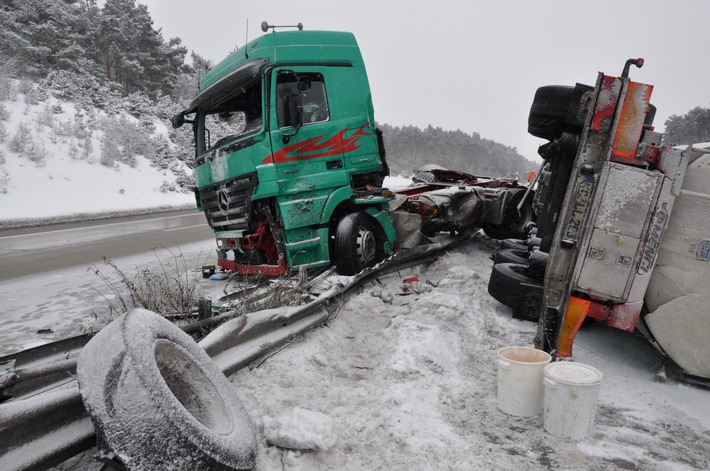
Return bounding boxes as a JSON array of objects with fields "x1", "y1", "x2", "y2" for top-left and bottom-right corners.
[{"x1": 198, "y1": 174, "x2": 258, "y2": 231}]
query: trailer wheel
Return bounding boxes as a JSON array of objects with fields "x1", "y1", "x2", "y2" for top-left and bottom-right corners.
[
  {"x1": 334, "y1": 212, "x2": 384, "y2": 275},
  {"x1": 487, "y1": 263, "x2": 543, "y2": 321},
  {"x1": 528, "y1": 85, "x2": 575, "y2": 140},
  {"x1": 500, "y1": 238, "x2": 528, "y2": 251},
  {"x1": 492, "y1": 248, "x2": 530, "y2": 265},
  {"x1": 77, "y1": 309, "x2": 257, "y2": 471}
]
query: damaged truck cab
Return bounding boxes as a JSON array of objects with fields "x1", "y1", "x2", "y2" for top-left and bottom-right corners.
[
  {"x1": 173, "y1": 30, "x2": 393, "y2": 276},
  {"x1": 175, "y1": 28, "x2": 532, "y2": 276}
]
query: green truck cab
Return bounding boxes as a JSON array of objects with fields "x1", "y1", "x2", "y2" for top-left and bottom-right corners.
[{"x1": 173, "y1": 30, "x2": 395, "y2": 276}]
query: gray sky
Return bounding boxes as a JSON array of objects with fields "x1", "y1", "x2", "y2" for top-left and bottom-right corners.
[{"x1": 138, "y1": 0, "x2": 710, "y2": 162}]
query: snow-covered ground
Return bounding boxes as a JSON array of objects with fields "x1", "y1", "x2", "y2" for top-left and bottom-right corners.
[
  {"x1": 47, "y1": 236, "x2": 710, "y2": 471},
  {"x1": 227, "y1": 239, "x2": 710, "y2": 471}
]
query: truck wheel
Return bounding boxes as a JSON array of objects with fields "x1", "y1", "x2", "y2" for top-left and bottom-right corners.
[
  {"x1": 500, "y1": 238, "x2": 528, "y2": 251},
  {"x1": 487, "y1": 262, "x2": 543, "y2": 316},
  {"x1": 77, "y1": 309, "x2": 257, "y2": 471},
  {"x1": 528, "y1": 85, "x2": 575, "y2": 140},
  {"x1": 334, "y1": 212, "x2": 384, "y2": 275},
  {"x1": 492, "y1": 248, "x2": 530, "y2": 265}
]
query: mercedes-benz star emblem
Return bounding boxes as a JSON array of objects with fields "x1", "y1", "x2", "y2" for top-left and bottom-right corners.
[{"x1": 217, "y1": 189, "x2": 230, "y2": 213}]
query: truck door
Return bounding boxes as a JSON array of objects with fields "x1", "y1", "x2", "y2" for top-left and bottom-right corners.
[{"x1": 266, "y1": 67, "x2": 349, "y2": 194}]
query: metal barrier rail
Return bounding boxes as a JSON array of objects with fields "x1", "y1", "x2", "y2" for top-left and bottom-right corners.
[{"x1": 0, "y1": 235, "x2": 466, "y2": 471}]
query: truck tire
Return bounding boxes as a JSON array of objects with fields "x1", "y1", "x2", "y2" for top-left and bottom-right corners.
[
  {"x1": 487, "y1": 262, "x2": 543, "y2": 321},
  {"x1": 528, "y1": 85, "x2": 575, "y2": 140},
  {"x1": 492, "y1": 248, "x2": 530, "y2": 265},
  {"x1": 334, "y1": 212, "x2": 385, "y2": 275},
  {"x1": 500, "y1": 238, "x2": 528, "y2": 251},
  {"x1": 77, "y1": 309, "x2": 257, "y2": 471}
]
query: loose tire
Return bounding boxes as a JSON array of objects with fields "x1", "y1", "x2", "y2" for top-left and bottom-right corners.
[
  {"x1": 77, "y1": 309, "x2": 257, "y2": 471},
  {"x1": 487, "y1": 263, "x2": 543, "y2": 321},
  {"x1": 334, "y1": 212, "x2": 384, "y2": 275},
  {"x1": 528, "y1": 85, "x2": 576, "y2": 141}
]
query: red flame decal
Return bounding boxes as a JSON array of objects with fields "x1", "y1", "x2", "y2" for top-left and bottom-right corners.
[{"x1": 264, "y1": 124, "x2": 371, "y2": 164}]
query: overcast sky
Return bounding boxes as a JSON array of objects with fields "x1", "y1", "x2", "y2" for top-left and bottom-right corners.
[{"x1": 136, "y1": 0, "x2": 709, "y2": 162}]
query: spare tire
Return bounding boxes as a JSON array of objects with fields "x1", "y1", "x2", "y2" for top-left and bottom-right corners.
[{"x1": 77, "y1": 309, "x2": 257, "y2": 471}]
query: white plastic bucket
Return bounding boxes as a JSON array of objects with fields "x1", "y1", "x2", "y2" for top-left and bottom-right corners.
[
  {"x1": 496, "y1": 346, "x2": 552, "y2": 417},
  {"x1": 543, "y1": 362, "x2": 603, "y2": 440}
]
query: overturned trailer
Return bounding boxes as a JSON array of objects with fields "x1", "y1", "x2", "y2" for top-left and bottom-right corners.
[{"x1": 487, "y1": 58, "x2": 710, "y2": 381}]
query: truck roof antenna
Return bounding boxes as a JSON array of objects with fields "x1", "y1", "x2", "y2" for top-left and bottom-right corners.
[
  {"x1": 245, "y1": 19, "x2": 249, "y2": 59},
  {"x1": 621, "y1": 58, "x2": 644, "y2": 78},
  {"x1": 261, "y1": 21, "x2": 304, "y2": 33}
]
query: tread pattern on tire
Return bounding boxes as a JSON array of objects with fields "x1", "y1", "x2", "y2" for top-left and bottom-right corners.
[
  {"x1": 77, "y1": 309, "x2": 257, "y2": 471},
  {"x1": 487, "y1": 262, "x2": 543, "y2": 314},
  {"x1": 528, "y1": 85, "x2": 575, "y2": 141},
  {"x1": 334, "y1": 212, "x2": 384, "y2": 275}
]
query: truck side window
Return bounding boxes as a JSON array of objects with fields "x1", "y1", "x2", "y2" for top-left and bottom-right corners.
[
  {"x1": 276, "y1": 73, "x2": 329, "y2": 128},
  {"x1": 200, "y1": 77, "x2": 262, "y2": 152}
]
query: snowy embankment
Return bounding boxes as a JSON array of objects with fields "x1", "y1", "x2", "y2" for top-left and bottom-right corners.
[{"x1": 0, "y1": 81, "x2": 194, "y2": 228}]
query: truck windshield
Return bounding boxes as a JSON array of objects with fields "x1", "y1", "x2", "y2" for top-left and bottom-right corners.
[{"x1": 199, "y1": 79, "x2": 262, "y2": 152}]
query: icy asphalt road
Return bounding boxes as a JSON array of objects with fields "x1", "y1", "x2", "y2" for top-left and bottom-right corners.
[{"x1": 0, "y1": 210, "x2": 212, "y2": 281}]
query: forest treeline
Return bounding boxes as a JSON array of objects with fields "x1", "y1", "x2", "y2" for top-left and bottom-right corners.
[
  {"x1": 380, "y1": 124, "x2": 536, "y2": 177},
  {"x1": 663, "y1": 106, "x2": 710, "y2": 146},
  {"x1": 0, "y1": 0, "x2": 706, "y2": 179}
]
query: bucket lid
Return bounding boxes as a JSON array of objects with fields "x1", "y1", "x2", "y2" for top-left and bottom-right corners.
[{"x1": 544, "y1": 362, "x2": 603, "y2": 385}]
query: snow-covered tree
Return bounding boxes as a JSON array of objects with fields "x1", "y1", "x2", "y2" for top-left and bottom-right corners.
[{"x1": 663, "y1": 106, "x2": 710, "y2": 146}]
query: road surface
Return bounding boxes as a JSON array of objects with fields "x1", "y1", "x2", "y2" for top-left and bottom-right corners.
[{"x1": 0, "y1": 210, "x2": 214, "y2": 281}]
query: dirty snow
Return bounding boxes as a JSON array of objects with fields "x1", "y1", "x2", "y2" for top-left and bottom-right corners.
[{"x1": 228, "y1": 239, "x2": 710, "y2": 471}]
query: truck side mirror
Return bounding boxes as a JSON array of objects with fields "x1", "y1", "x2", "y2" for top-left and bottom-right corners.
[
  {"x1": 283, "y1": 93, "x2": 304, "y2": 143},
  {"x1": 171, "y1": 112, "x2": 185, "y2": 129},
  {"x1": 287, "y1": 93, "x2": 303, "y2": 127},
  {"x1": 297, "y1": 76, "x2": 311, "y2": 92}
]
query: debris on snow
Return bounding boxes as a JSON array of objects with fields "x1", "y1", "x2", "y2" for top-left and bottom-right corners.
[{"x1": 262, "y1": 407, "x2": 336, "y2": 451}]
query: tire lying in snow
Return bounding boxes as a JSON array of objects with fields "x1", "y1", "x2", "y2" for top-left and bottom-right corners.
[{"x1": 77, "y1": 309, "x2": 257, "y2": 471}]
